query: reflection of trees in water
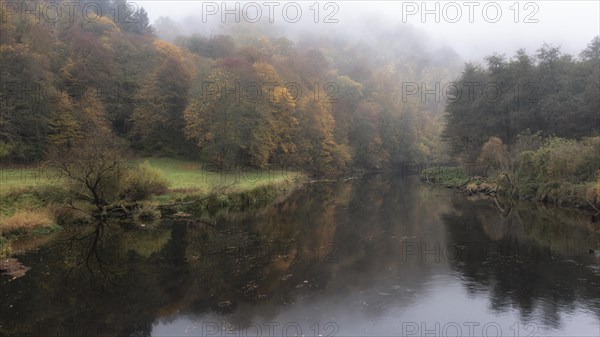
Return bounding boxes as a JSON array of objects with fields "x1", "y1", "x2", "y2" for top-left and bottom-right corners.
[
  {"x1": 3, "y1": 176, "x2": 596, "y2": 336},
  {"x1": 177, "y1": 174, "x2": 446, "y2": 324},
  {"x1": 61, "y1": 221, "x2": 123, "y2": 283},
  {"x1": 442, "y1": 194, "x2": 600, "y2": 328},
  {"x1": 0, "y1": 221, "x2": 141, "y2": 335},
  {"x1": 0, "y1": 175, "x2": 437, "y2": 335}
]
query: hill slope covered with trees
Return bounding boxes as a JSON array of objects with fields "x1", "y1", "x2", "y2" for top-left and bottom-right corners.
[{"x1": 0, "y1": 0, "x2": 461, "y2": 174}]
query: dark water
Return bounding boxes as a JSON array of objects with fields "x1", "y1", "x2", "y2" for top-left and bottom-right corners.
[{"x1": 1, "y1": 175, "x2": 599, "y2": 337}]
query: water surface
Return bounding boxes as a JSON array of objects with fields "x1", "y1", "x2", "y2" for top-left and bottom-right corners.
[{"x1": 1, "y1": 175, "x2": 599, "y2": 336}]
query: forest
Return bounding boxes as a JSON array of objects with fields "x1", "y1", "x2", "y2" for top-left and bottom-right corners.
[
  {"x1": 0, "y1": 0, "x2": 599, "y2": 226},
  {"x1": 1, "y1": 2, "x2": 600, "y2": 335},
  {"x1": 0, "y1": 0, "x2": 463, "y2": 173}
]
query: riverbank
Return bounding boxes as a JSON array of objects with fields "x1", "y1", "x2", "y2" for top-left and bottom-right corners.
[
  {"x1": 0, "y1": 158, "x2": 307, "y2": 258},
  {"x1": 420, "y1": 165, "x2": 600, "y2": 213}
]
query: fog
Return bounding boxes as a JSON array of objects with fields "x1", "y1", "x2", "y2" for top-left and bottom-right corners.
[{"x1": 139, "y1": 0, "x2": 600, "y2": 62}]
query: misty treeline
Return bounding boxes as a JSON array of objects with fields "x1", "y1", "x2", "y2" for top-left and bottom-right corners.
[
  {"x1": 440, "y1": 37, "x2": 600, "y2": 208},
  {"x1": 1, "y1": 0, "x2": 598, "y2": 178},
  {"x1": 444, "y1": 38, "x2": 600, "y2": 162},
  {"x1": 0, "y1": 0, "x2": 461, "y2": 174}
]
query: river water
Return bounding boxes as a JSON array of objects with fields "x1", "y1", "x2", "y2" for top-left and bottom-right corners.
[{"x1": 1, "y1": 175, "x2": 599, "y2": 336}]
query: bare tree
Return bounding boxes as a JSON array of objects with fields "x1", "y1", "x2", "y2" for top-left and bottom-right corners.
[{"x1": 48, "y1": 136, "x2": 128, "y2": 213}]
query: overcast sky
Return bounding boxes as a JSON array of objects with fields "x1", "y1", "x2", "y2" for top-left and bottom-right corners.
[{"x1": 138, "y1": 1, "x2": 600, "y2": 61}]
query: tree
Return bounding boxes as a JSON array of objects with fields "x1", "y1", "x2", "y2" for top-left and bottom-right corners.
[
  {"x1": 292, "y1": 95, "x2": 349, "y2": 174},
  {"x1": 48, "y1": 136, "x2": 127, "y2": 212},
  {"x1": 442, "y1": 64, "x2": 488, "y2": 162},
  {"x1": 477, "y1": 136, "x2": 511, "y2": 176},
  {"x1": 577, "y1": 36, "x2": 600, "y2": 137},
  {"x1": 47, "y1": 92, "x2": 83, "y2": 148},
  {"x1": 350, "y1": 102, "x2": 388, "y2": 169},
  {"x1": 133, "y1": 8, "x2": 152, "y2": 35},
  {"x1": 0, "y1": 43, "x2": 53, "y2": 161},
  {"x1": 178, "y1": 34, "x2": 236, "y2": 59},
  {"x1": 443, "y1": 39, "x2": 600, "y2": 163},
  {"x1": 0, "y1": 98, "x2": 15, "y2": 159},
  {"x1": 184, "y1": 60, "x2": 298, "y2": 168},
  {"x1": 131, "y1": 40, "x2": 193, "y2": 154},
  {"x1": 331, "y1": 76, "x2": 362, "y2": 146},
  {"x1": 113, "y1": 0, "x2": 152, "y2": 34},
  {"x1": 154, "y1": 16, "x2": 181, "y2": 42},
  {"x1": 106, "y1": 30, "x2": 155, "y2": 135},
  {"x1": 47, "y1": 89, "x2": 111, "y2": 149}
]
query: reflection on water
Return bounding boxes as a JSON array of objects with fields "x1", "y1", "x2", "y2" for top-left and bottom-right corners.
[{"x1": 1, "y1": 175, "x2": 599, "y2": 336}]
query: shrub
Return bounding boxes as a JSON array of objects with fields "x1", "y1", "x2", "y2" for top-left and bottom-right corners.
[
  {"x1": 514, "y1": 136, "x2": 600, "y2": 207},
  {"x1": 420, "y1": 166, "x2": 468, "y2": 187},
  {"x1": 47, "y1": 135, "x2": 128, "y2": 210},
  {"x1": 535, "y1": 182, "x2": 593, "y2": 207},
  {"x1": 121, "y1": 161, "x2": 170, "y2": 201},
  {"x1": 0, "y1": 210, "x2": 54, "y2": 235},
  {"x1": 477, "y1": 136, "x2": 511, "y2": 175},
  {"x1": 540, "y1": 138, "x2": 580, "y2": 182},
  {"x1": 531, "y1": 137, "x2": 599, "y2": 183},
  {"x1": 514, "y1": 150, "x2": 541, "y2": 197},
  {"x1": 53, "y1": 206, "x2": 92, "y2": 226}
]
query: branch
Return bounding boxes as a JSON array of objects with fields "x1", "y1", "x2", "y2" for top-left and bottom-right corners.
[{"x1": 66, "y1": 199, "x2": 88, "y2": 215}]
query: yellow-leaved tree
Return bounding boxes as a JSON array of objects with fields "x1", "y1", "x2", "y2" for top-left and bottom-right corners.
[{"x1": 131, "y1": 40, "x2": 194, "y2": 153}]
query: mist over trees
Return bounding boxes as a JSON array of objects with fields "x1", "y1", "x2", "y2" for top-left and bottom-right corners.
[
  {"x1": 443, "y1": 37, "x2": 600, "y2": 163},
  {"x1": 1, "y1": 0, "x2": 597, "y2": 178},
  {"x1": 0, "y1": 0, "x2": 463, "y2": 173}
]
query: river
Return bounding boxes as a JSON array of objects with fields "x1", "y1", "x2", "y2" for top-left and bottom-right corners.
[{"x1": 1, "y1": 174, "x2": 599, "y2": 336}]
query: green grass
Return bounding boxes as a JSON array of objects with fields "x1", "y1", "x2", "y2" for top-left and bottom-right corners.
[
  {"x1": 0, "y1": 158, "x2": 303, "y2": 193},
  {"x1": 137, "y1": 158, "x2": 303, "y2": 192},
  {"x1": 0, "y1": 158, "x2": 305, "y2": 216},
  {"x1": 420, "y1": 166, "x2": 469, "y2": 187},
  {"x1": 0, "y1": 165, "x2": 61, "y2": 191},
  {"x1": 0, "y1": 158, "x2": 305, "y2": 255},
  {"x1": 30, "y1": 223, "x2": 62, "y2": 235},
  {"x1": 0, "y1": 186, "x2": 70, "y2": 217}
]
